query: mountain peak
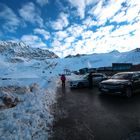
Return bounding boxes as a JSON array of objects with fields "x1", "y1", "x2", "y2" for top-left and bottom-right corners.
[
  {"x1": 0, "y1": 40, "x2": 58, "y2": 59},
  {"x1": 109, "y1": 50, "x2": 120, "y2": 54},
  {"x1": 133, "y1": 48, "x2": 140, "y2": 52}
]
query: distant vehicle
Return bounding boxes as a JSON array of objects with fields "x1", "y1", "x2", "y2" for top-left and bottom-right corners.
[
  {"x1": 69, "y1": 73, "x2": 108, "y2": 89},
  {"x1": 99, "y1": 71, "x2": 140, "y2": 98}
]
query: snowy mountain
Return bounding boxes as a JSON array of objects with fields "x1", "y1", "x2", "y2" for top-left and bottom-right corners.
[
  {"x1": 0, "y1": 40, "x2": 139, "y2": 72},
  {"x1": 0, "y1": 41, "x2": 58, "y2": 60},
  {"x1": 116, "y1": 48, "x2": 140, "y2": 64},
  {"x1": 52, "y1": 48, "x2": 140, "y2": 73}
]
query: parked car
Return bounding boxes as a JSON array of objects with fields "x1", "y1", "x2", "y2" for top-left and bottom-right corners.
[
  {"x1": 99, "y1": 71, "x2": 140, "y2": 98},
  {"x1": 69, "y1": 73, "x2": 108, "y2": 88}
]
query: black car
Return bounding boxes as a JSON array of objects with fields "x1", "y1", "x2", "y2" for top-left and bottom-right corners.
[{"x1": 99, "y1": 72, "x2": 140, "y2": 98}]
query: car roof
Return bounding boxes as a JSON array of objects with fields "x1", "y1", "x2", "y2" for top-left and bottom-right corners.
[
  {"x1": 92, "y1": 73, "x2": 105, "y2": 75},
  {"x1": 116, "y1": 71, "x2": 140, "y2": 75}
]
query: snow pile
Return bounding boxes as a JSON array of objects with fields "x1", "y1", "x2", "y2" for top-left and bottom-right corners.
[{"x1": 0, "y1": 77, "x2": 58, "y2": 140}]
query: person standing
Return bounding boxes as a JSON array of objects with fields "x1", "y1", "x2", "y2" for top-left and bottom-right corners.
[
  {"x1": 88, "y1": 72, "x2": 93, "y2": 89},
  {"x1": 60, "y1": 74, "x2": 66, "y2": 87}
]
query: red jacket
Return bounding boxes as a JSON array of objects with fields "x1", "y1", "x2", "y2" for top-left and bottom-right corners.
[{"x1": 61, "y1": 75, "x2": 66, "y2": 81}]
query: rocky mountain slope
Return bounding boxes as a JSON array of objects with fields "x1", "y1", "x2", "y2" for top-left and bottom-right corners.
[{"x1": 0, "y1": 41, "x2": 58, "y2": 60}]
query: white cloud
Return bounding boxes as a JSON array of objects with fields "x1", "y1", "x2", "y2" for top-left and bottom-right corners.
[
  {"x1": 19, "y1": 2, "x2": 44, "y2": 27},
  {"x1": 97, "y1": 0, "x2": 123, "y2": 24},
  {"x1": 97, "y1": 25, "x2": 114, "y2": 34},
  {"x1": 21, "y1": 35, "x2": 46, "y2": 48},
  {"x1": 82, "y1": 17, "x2": 98, "y2": 27},
  {"x1": 51, "y1": 12, "x2": 69, "y2": 30},
  {"x1": 67, "y1": 24, "x2": 85, "y2": 38},
  {"x1": 111, "y1": 1, "x2": 140, "y2": 23},
  {"x1": 50, "y1": 40, "x2": 69, "y2": 57},
  {"x1": 34, "y1": 28, "x2": 50, "y2": 40},
  {"x1": 67, "y1": 0, "x2": 98, "y2": 19},
  {"x1": 111, "y1": 25, "x2": 135, "y2": 37},
  {"x1": 52, "y1": 19, "x2": 140, "y2": 57},
  {"x1": 90, "y1": 0, "x2": 102, "y2": 17},
  {"x1": 64, "y1": 36, "x2": 75, "y2": 43},
  {"x1": 82, "y1": 30, "x2": 95, "y2": 39},
  {"x1": 36, "y1": 0, "x2": 49, "y2": 6},
  {"x1": 50, "y1": 41, "x2": 74, "y2": 57},
  {"x1": 87, "y1": 22, "x2": 140, "y2": 53},
  {"x1": 87, "y1": 0, "x2": 126, "y2": 25},
  {"x1": 51, "y1": 40, "x2": 62, "y2": 48},
  {"x1": 55, "y1": 31, "x2": 69, "y2": 41},
  {"x1": 0, "y1": 4, "x2": 20, "y2": 32}
]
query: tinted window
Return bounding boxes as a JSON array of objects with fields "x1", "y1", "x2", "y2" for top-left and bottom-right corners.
[
  {"x1": 111, "y1": 73, "x2": 133, "y2": 80},
  {"x1": 93, "y1": 75, "x2": 102, "y2": 77},
  {"x1": 133, "y1": 73, "x2": 140, "y2": 79}
]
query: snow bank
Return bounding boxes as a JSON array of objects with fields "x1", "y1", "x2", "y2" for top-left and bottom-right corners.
[{"x1": 0, "y1": 77, "x2": 58, "y2": 140}]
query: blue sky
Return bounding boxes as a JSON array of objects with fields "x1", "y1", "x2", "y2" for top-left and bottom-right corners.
[{"x1": 0, "y1": 0, "x2": 140, "y2": 57}]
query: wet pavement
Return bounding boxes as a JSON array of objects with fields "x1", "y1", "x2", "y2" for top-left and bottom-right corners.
[{"x1": 49, "y1": 85, "x2": 140, "y2": 140}]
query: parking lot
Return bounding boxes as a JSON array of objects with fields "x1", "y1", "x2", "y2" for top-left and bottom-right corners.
[{"x1": 49, "y1": 85, "x2": 140, "y2": 140}]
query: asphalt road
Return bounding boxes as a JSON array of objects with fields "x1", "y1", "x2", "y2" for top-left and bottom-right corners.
[{"x1": 49, "y1": 85, "x2": 140, "y2": 140}]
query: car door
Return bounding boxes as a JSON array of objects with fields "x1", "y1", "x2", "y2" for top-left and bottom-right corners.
[
  {"x1": 92, "y1": 74, "x2": 103, "y2": 85},
  {"x1": 138, "y1": 73, "x2": 140, "y2": 92},
  {"x1": 132, "y1": 73, "x2": 140, "y2": 92},
  {"x1": 135, "y1": 73, "x2": 140, "y2": 92}
]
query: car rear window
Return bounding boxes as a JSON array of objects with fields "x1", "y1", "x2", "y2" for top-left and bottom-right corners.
[{"x1": 111, "y1": 73, "x2": 132, "y2": 80}]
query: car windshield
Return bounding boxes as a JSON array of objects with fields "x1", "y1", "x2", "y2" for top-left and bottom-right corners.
[
  {"x1": 83, "y1": 75, "x2": 88, "y2": 80},
  {"x1": 111, "y1": 73, "x2": 132, "y2": 80}
]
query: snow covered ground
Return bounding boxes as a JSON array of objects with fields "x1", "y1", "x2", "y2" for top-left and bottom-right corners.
[
  {"x1": 0, "y1": 58, "x2": 60, "y2": 140},
  {"x1": 0, "y1": 47, "x2": 140, "y2": 140},
  {"x1": 0, "y1": 53, "x2": 85, "y2": 140}
]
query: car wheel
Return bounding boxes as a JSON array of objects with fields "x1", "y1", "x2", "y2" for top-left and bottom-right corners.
[{"x1": 125, "y1": 87, "x2": 132, "y2": 98}]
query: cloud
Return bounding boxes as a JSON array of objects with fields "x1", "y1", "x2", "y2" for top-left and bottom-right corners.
[
  {"x1": 21, "y1": 34, "x2": 47, "y2": 48},
  {"x1": 88, "y1": 0, "x2": 126, "y2": 25},
  {"x1": 34, "y1": 28, "x2": 50, "y2": 40},
  {"x1": 86, "y1": 22, "x2": 140, "y2": 53},
  {"x1": 19, "y1": 2, "x2": 44, "y2": 27},
  {"x1": 67, "y1": 0, "x2": 98, "y2": 19},
  {"x1": 97, "y1": 1, "x2": 123, "y2": 24},
  {"x1": 36, "y1": 0, "x2": 49, "y2": 6},
  {"x1": 89, "y1": 0, "x2": 102, "y2": 17},
  {"x1": 51, "y1": 19, "x2": 140, "y2": 58},
  {"x1": 50, "y1": 40, "x2": 74, "y2": 57},
  {"x1": 82, "y1": 30, "x2": 94, "y2": 39},
  {"x1": 51, "y1": 12, "x2": 69, "y2": 30},
  {"x1": 67, "y1": 24, "x2": 85, "y2": 38},
  {"x1": 111, "y1": 1, "x2": 140, "y2": 23},
  {"x1": 64, "y1": 36, "x2": 75, "y2": 43},
  {"x1": 55, "y1": 31, "x2": 69, "y2": 41},
  {"x1": 82, "y1": 17, "x2": 98, "y2": 27},
  {"x1": 0, "y1": 3, "x2": 20, "y2": 32}
]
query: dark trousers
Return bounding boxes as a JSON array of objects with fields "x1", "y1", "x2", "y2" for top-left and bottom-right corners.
[{"x1": 62, "y1": 81, "x2": 65, "y2": 87}]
